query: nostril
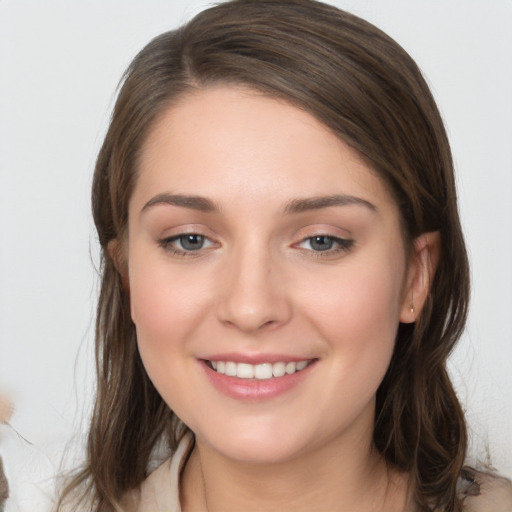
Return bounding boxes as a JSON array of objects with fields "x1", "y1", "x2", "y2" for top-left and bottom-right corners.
[{"x1": 221, "y1": 314, "x2": 280, "y2": 333}]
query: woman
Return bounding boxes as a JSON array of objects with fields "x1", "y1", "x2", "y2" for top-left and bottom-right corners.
[{"x1": 58, "y1": 0, "x2": 511, "y2": 511}]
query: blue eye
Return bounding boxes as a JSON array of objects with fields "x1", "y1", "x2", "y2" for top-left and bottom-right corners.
[
  {"x1": 308, "y1": 236, "x2": 335, "y2": 251},
  {"x1": 298, "y1": 235, "x2": 353, "y2": 254},
  {"x1": 176, "y1": 234, "x2": 206, "y2": 250},
  {"x1": 159, "y1": 233, "x2": 215, "y2": 254}
]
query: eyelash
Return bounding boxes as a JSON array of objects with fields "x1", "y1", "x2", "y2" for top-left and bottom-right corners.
[
  {"x1": 295, "y1": 235, "x2": 354, "y2": 258},
  {"x1": 158, "y1": 233, "x2": 216, "y2": 257},
  {"x1": 158, "y1": 233, "x2": 353, "y2": 259}
]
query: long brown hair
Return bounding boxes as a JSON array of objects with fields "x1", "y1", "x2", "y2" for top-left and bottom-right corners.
[{"x1": 58, "y1": 1, "x2": 470, "y2": 510}]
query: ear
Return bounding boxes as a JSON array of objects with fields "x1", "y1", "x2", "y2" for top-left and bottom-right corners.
[
  {"x1": 400, "y1": 231, "x2": 440, "y2": 323},
  {"x1": 107, "y1": 239, "x2": 130, "y2": 293}
]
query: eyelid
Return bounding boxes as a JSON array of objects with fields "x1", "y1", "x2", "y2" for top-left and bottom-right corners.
[
  {"x1": 293, "y1": 223, "x2": 352, "y2": 238},
  {"x1": 155, "y1": 224, "x2": 217, "y2": 242},
  {"x1": 157, "y1": 227, "x2": 219, "y2": 257},
  {"x1": 291, "y1": 225, "x2": 354, "y2": 259},
  {"x1": 295, "y1": 235, "x2": 353, "y2": 251},
  {"x1": 170, "y1": 234, "x2": 216, "y2": 248}
]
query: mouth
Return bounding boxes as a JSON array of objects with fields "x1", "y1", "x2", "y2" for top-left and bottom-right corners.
[{"x1": 204, "y1": 359, "x2": 314, "y2": 380}]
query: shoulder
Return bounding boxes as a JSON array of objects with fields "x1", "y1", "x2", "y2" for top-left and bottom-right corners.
[
  {"x1": 121, "y1": 432, "x2": 194, "y2": 512},
  {"x1": 460, "y1": 469, "x2": 512, "y2": 512},
  {"x1": 121, "y1": 459, "x2": 175, "y2": 512}
]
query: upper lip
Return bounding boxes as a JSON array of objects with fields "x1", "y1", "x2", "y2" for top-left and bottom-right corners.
[{"x1": 199, "y1": 353, "x2": 315, "y2": 365}]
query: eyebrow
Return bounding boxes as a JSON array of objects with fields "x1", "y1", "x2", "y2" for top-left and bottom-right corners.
[
  {"x1": 283, "y1": 194, "x2": 377, "y2": 214},
  {"x1": 141, "y1": 193, "x2": 219, "y2": 214},
  {"x1": 140, "y1": 192, "x2": 377, "y2": 215}
]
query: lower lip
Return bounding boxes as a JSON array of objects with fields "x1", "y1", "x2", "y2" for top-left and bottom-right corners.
[{"x1": 200, "y1": 360, "x2": 316, "y2": 401}]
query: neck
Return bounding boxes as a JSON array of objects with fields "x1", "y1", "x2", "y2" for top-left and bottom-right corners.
[{"x1": 181, "y1": 425, "x2": 410, "y2": 512}]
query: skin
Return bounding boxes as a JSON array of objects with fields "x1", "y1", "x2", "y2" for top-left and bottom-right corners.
[{"x1": 119, "y1": 86, "x2": 438, "y2": 511}]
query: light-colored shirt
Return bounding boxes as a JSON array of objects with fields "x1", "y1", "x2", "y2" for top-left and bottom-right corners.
[{"x1": 126, "y1": 434, "x2": 512, "y2": 512}]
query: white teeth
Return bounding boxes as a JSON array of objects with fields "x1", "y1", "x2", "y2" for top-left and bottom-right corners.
[
  {"x1": 237, "y1": 363, "x2": 254, "y2": 379},
  {"x1": 225, "y1": 361, "x2": 237, "y2": 377},
  {"x1": 296, "y1": 360, "x2": 308, "y2": 371},
  {"x1": 254, "y1": 363, "x2": 273, "y2": 380},
  {"x1": 272, "y1": 362, "x2": 286, "y2": 377},
  {"x1": 209, "y1": 359, "x2": 311, "y2": 379},
  {"x1": 285, "y1": 362, "x2": 296, "y2": 374}
]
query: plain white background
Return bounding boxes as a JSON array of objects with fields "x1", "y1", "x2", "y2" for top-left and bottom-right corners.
[{"x1": 1, "y1": 1, "x2": 511, "y2": 510}]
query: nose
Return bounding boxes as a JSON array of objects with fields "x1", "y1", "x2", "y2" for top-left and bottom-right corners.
[{"x1": 216, "y1": 244, "x2": 292, "y2": 333}]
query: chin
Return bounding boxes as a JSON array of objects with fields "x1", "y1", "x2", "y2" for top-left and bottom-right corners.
[
  {"x1": 190, "y1": 413, "x2": 330, "y2": 466},
  {"x1": 208, "y1": 432, "x2": 308, "y2": 465}
]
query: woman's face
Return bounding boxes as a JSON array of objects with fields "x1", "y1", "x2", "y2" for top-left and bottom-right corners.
[{"x1": 127, "y1": 86, "x2": 415, "y2": 464}]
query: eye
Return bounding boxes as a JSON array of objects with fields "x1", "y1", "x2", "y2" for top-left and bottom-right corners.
[
  {"x1": 306, "y1": 235, "x2": 335, "y2": 251},
  {"x1": 159, "y1": 233, "x2": 216, "y2": 255},
  {"x1": 175, "y1": 234, "x2": 208, "y2": 251},
  {"x1": 297, "y1": 235, "x2": 353, "y2": 255}
]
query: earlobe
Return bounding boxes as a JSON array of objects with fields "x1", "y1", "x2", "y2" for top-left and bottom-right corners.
[{"x1": 400, "y1": 231, "x2": 440, "y2": 323}]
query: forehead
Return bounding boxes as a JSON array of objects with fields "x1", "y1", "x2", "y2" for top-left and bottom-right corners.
[{"x1": 133, "y1": 86, "x2": 397, "y2": 215}]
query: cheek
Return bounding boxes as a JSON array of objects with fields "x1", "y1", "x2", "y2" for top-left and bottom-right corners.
[
  {"x1": 128, "y1": 253, "x2": 212, "y2": 367},
  {"x1": 300, "y1": 254, "x2": 404, "y2": 378},
  {"x1": 307, "y1": 258, "x2": 402, "y2": 330},
  {"x1": 128, "y1": 262, "x2": 215, "y2": 416}
]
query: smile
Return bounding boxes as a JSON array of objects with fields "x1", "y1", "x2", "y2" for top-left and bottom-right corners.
[{"x1": 207, "y1": 360, "x2": 312, "y2": 380}]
